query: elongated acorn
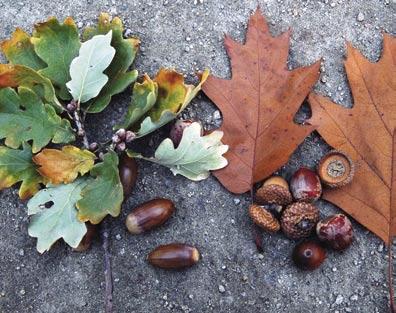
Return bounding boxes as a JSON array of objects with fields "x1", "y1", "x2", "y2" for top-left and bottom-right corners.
[
  {"x1": 148, "y1": 243, "x2": 200, "y2": 269},
  {"x1": 126, "y1": 198, "x2": 175, "y2": 234},
  {"x1": 119, "y1": 154, "x2": 138, "y2": 198},
  {"x1": 73, "y1": 223, "x2": 97, "y2": 252}
]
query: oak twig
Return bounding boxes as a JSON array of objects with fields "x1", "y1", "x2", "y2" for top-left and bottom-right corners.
[{"x1": 71, "y1": 108, "x2": 114, "y2": 313}]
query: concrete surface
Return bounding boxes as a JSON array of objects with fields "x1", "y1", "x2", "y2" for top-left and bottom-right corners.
[{"x1": 0, "y1": 0, "x2": 395, "y2": 312}]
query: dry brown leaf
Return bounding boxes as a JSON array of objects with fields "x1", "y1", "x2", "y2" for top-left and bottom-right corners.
[
  {"x1": 308, "y1": 34, "x2": 396, "y2": 244},
  {"x1": 33, "y1": 145, "x2": 95, "y2": 185},
  {"x1": 202, "y1": 9, "x2": 320, "y2": 194}
]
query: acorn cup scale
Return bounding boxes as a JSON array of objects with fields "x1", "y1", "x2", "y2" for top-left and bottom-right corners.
[
  {"x1": 318, "y1": 150, "x2": 355, "y2": 188},
  {"x1": 148, "y1": 243, "x2": 200, "y2": 269},
  {"x1": 126, "y1": 198, "x2": 175, "y2": 234},
  {"x1": 249, "y1": 204, "x2": 280, "y2": 233},
  {"x1": 256, "y1": 176, "x2": 293, "y2": 206},
  {"x1": 281, "y1": 202, "x2": 320, "y2": 239}
]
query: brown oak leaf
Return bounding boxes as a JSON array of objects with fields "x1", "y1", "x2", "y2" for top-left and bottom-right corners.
[
  {"x1": 308, "y1": 34, "x2": 396, "y2": 244},
  {"x1": 202, "y1": 9, "x2": 320, "y2": 194}
]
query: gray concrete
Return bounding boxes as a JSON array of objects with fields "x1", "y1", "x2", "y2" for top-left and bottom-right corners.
[{"x1": 0, "y1": 0, "x2": 395, "y2": 312}]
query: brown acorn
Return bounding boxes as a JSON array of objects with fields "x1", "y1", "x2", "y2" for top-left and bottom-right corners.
[
  {"x1": 281, "y1": 202, "x2": 320, "y2": 239},
  {"x1": 318, "y1": 150, "x2": 355, "y2": 188},
  {"x1": 119, "y1": 154, "x2": 138, "y2": 198},
  {"x1": 290, "y1": 168, "x2": 322, "y2": 202},
  {"x1": 292, "y1": 240, "x2": 326, "y2": 270},
  {"x1": 126, "y1": 198, "x2": 175, "y2": 234},
  {"x1": 249, "y1": 204, "x2": 280, "y2": 233},
  {"x1": 148, "y1": 243, "x2": 200, "y2": 269},
  {"x1": 316, "y1": 214, "x2": 354, "y2": 250},
  {"x1": 73, "y1": 223, "x2": 97, "y2": 252},
  {"x1": 256, "y1": 176, "x2": 292, "y2": 206}
]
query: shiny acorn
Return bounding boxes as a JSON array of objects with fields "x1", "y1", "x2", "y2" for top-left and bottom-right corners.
[
  {"x1": 170, "y1": 119, "x2": 203, "y2": 147},
  {"x1": 126, "y1": 198, "x2": 175, "y2": 234},
  {"x1": 292, "y1": 240, "x2": 326, "y2": 270},
  {"x1": 290, "y1": 167, "x2": 322, "y2": 202},
  {"x1": 118, "y1": 154, "x2": 138, "y2": 198},
  {"x1": 316, "y1": 214, "x2": 354, "y2": 250},
  {"x1": 73, "y1": 223, "x2": 97, "y2": 252},
  {"x1": 148, "y1": 243, "x2": 200, "y2": 269},
  {"x1": 318, "y1": 150, "x2": 355, "y2": 188},
  {"x1": 256, "y1": 176, "x2": 293, "y2": 207}
]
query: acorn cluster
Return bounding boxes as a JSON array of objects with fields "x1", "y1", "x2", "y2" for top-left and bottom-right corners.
[{"x1": 249, "y1": 150, "x2": 355, "y2": 270}]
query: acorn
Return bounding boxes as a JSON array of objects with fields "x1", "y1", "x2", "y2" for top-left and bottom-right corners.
[
  {"x1": 73, "y1": 223, "x2": 97, "y2": 252},
  {"x1": 256, "y1": 176, "x2": 293, "y2": 207},
  {"x1": 281, "y1": 202, "x2": 320, "y2": 239},
  {"x1": 125, "y1": 198, "x2": 175, "y2": 234},
  {"x1": 316, "y1": 214, "x2": 354, "y2": 250},
  {"x1": 290, "y1": 168, "x2": 322, "y2": 202},
  {"x1": 292, "y1": 240, "x2": 326, "y2": 270},
  {"x1": 148, "y1": 243, "x2": 200, "y2": 269},
  {"x1": 170, "y1": 119, "x2": 203, "y2": 147},
  {"x1": 318, "y1": 150, "x2": 355, "y2": 188},
  {"x1": 119, "y1": 154, "x2": 138, "y2": 198},
  {"x1": 249, "y1": 204, "x2": 280, "y2": 233}
]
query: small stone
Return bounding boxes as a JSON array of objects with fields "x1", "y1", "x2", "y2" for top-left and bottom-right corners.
[
  {"x1": 350, "y1": 294, "x2": 358, "y2": 301},
  {"x1": 18, "y1": 249, "x2": 24, "y2": 256},
  {"x1": 221, "y1": 265, "x2": 227, "y2": 270},
  {"x1": 163, "y1": 294, "x2": 168, "y2": 300},
  {"x1": 330, "y1": 2, "x2": 336, "y2": 7},
  {"x1": 115, "y1": 234, "x2": 121, "y2": 240},
  {"x1": 233, "y1": 198, "x2": 241, "y2": 205},
  {"x1": 124, "y1": 29, "x2": 133, "y2": 37},
  {"x1": 19, "y1": 289, "x2": 25, "y2": 295},
  {"x1": 258, "y1": 254, "x2": 264, "y2": 259},
  {"x1": 242, "y1": 275, "x2": 248, "y2": 282},
  {"x1": 114, "y1": 278, "x2": 120, "y2": 282},
  {"x1": 188, "y1": 294, "x2": 194, "y2": 299},
  {"x1": 218, "y1": 285, "x2": 226, "y2": 293},
  {"x1": 335, "y1": 295, "x2": 343, "y2": 304},
  {"x1": 186, "y1": 36, "x2": 191, "y2": 42},
  {"x1": 378, "y1": 244, "x2": 384, "y2": 252},
  {"x1": 321, "y1": 76, "x2": 327, "y2": 83},
  {"x1": 213, "y1": 110, "x2": 221, "y2": 120},
  {"x1": 77, "y1": 21, "x2": 83, "y2": 28},
  {"x1": 357, "y1": 12, "x2": 365, "y2": 22},
  {"x1": 184, "y1": 46, "x2": 190, "y2": 52},
  {"x1": 1, "y1": 291, "x2": 5, "y2": 297}
]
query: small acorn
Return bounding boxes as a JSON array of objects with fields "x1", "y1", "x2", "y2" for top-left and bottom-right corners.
[
  {"x1": 126, "y1": 198, "x2": 175, "y2": 234},
  {"x1": 148, "y1": 243, "x2": 200, "y2": 269},
  {"x1": 119, "y1": 154, "x2": 138, "y2": 198},
  {"x1": 249, "y1": 204, "x2": 280, "y2": 233},
  {"x1": 290, "y1": 168, "x2": 322, "y2": 202},
  {"x1": 318, "y1": 150, "x2": 355, "y2": 188},
  {"x1": 170, "y1": 119, "x2": 203, "y2": 147},
  {"x1": 281, "y1": 202, "x2": 320, "y2": 239},
  {"x1": 292, "y1": 240, "x2": 326, "y2": 270},
  {"x1": 73, "y1": 223, "x2": 97, "y2": 252},
  {"x1": 316, "y1": 214, "x2": 354, "y2": 250},
  {"x1": 256, "y1": 176, "x2": 293, "y2": 206}
]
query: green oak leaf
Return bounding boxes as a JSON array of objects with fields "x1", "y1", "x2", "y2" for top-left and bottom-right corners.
[
  {"x1": 130, "y1": 122, "x2": 228, "y2": 181},
  {"x1": 31, "y1": 17, "x2": 81, "y2": 100},
  {"x1": 0, "y1": 87, "x2": 74, "y2": 153},
  {"x1": 27, "y1": 178, "x2": 88, "y2": 253},
  {"x1": 0, "y1": 143, "x2": 43, "y2": 200},
  {"x1": 66, "y1": 31, "x2": 115, "y2": 104},
  {"x1": 83, "y1": 13, "x2": 140, "y2": 113},
  {"x1": 0, "y1": 64, "x2": 63, "y2": 111},
  {"x1": 76, "y1": 151, "x2": 123, "y2": 224},
  {"x1": 115, "y1": 74, "x2": 158, "y2": 129},
  {"x1": 1, "y1": 28, "x2": 46, "y2": 70},
  {"x1": 135, "y1": 69, "x2": 209, "y2": 138}
]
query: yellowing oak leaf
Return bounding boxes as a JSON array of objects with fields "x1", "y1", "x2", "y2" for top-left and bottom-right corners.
[
  {"x1": 33, "y1": 146, "x2": 96, "y2": 185},
  {"x1": 0, "y1": 143, "x2": 43, "y2": 200}
]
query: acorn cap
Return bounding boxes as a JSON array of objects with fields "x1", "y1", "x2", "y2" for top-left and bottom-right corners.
[
  {"x1": 281, "y1": 202, "x2": 320, "y2": 239},
  {"x1": 256, "y1": 176, "x2": 292, "y2": 206},
  {"x1": 318, "y1": 150, "x2": 354, "y2": 188},
  {"x1": 249, "y1": 204, "x2": 280, "y2": 233}
]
